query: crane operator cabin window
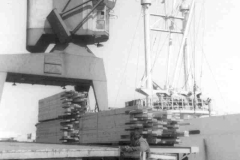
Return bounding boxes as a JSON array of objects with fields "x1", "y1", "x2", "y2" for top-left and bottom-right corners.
[{"x1": 96, "y1": 11, "x2": 105, "y2": 29}]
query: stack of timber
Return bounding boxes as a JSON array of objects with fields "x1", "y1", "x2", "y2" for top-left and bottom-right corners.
[
  {"x1": 79, "y1": 106, "x2": 189, "y2": 146},
  {"x1": 79, "y1": 107, "x2": 135, "y2": 144},
  {"x1": 125, "y1": 109, "x2": 184, "y2": 146},
  {"x1": 36, "y1": 91, "x2": 88, "y2": 144}
]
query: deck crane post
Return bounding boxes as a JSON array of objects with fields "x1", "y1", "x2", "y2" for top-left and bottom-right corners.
[{"x1": 137, "y1": 0, "x2": 153, "y2": 107}]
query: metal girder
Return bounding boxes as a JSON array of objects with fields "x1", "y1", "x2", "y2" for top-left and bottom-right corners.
[
  {"x1": 150, "y1": 13, "x2": 184, "y2": 20},
  {"x1": 151, "y1": 28, "x2": 183, "y2": 34},
  {"x1": 0, "y1": 43, "x2": 108, "y2": 110}
]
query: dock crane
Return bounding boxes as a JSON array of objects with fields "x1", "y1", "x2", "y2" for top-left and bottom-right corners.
[
  {"x1": 0, "y1": 0, "x2": 116, "y2": 110},
  {"x1": 0, "y1": 1, "x2": 199, "y2": 160}
]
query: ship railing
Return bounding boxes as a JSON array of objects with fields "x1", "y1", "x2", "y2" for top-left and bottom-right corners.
[
  {"x1": 125, "y1": 97, "x2": 210, "y2": 112},
  {"x1": 152, "y1": 97, "x2": 209, "y2": 111}
]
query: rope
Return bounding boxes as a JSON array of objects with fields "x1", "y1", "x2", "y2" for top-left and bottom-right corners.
[
  {"x1": 114, "y1": 9, "x2": 142, "y2": 106},
  {"x1": 187, "y1": 24, "x2": 194, "y2": 87},
  {"x1": 181, "y1": 46, "x2": 194, "y2": 89},
  {"x1": 152, "y1": 32, "x2": 161, "y2": 62},
  {"x1": 180, "y1": 1, "x2": 201, "y2": 90},
  {"x1": 172, "y1": 1, "x2": 181, "y2": 17},
  {"x1": 140, "y1": 21, "x2": 166, "y2": 83},
  {"x1": 182, "y1": 3, "x2": 205, "y2": 88},
  {"x1": 151, "y1": 23, "x2": 164, "y2": 72},
  {"x1": 164, "y1": 0, "x2": 167, "y2": 20},
  {"x1": 195, "y1": 0, "x2": 206, "y2": 44},
  {"x1": 151, "y1": 36, "x2": 157, "y2": 52},
  {"x1": 183, "y1": 0, "x2": 205, "y2": 90},
  {"x1": 199, "y1": 10, "x2": 205, "y2": 88},
  {"x1": 193, "y1": 5, "x2": 196, "y2": 83},
  {"x1": 141, "y1": 0, "x2": 178, "y2": 85},
  {"x1": 193, "y1": 5, "x2": 197, "y2": 114},
  {"x1": 191, "y1": 0, "x2": 206, "y2": 87},
  {"x1": 151, "y1": 34, "x2": 170, "y2": 74},
  {"x1": 139, "y1": 34, "x2": 169, "y2": 87},
  {"x1": 199, "y1": 0, "x2": 206, "y2": 87},
  {"x1": 202, "y1": 48, "x2": 229, "y2": 113},
  {"x1": 177, "y1": 55, "x2": 185, "y2": 88},
  {"x1": 134, "y1": 33, "x2": 142, "y2": 99},
  {"x1": 181, "y1": 64, "x2": 191, "y2": 89}
]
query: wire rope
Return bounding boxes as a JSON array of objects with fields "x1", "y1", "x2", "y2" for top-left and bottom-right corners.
[
  {"x1": 202, "y1": 48, "x2": 229, "y2": 114},
  {"x1": 114, "y1": 9, "x2": 142, "y2": 106}
]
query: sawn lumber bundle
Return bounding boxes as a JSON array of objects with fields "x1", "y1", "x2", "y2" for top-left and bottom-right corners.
[
  {"x1": 36, "y1": 119, "x2": 80, "y2": 143},
  {"x1": 36, "y1": 91, "x2": 88, "y2": 144},
  {"x1": 36, "y1": 91, "x2": 192, "y2": 146},
  {"x1": 79, "y1": 106, "x2": 189, "y2": 146},
  {"x1": 38, "y1": 91, "x2": 87, "y2": 121}
]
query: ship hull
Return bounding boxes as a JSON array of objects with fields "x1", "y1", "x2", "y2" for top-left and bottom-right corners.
[{"x1": 179, "y1": 113, "x2": 240, "y2": 160}]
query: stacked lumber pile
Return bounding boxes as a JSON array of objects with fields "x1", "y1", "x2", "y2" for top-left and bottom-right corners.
[
  {"x1": 124, "y1": 109, "x2": 184, "y2": 146},
  {"x1": 79, "y1": 107, "x2": 134, "y2": 144},
  {"x1": 36, "y1": 91, "x2": 191, "y2": 146},
  {"x1": 36, "y1": 91, "x2": 88, "y2": 144},
  {"x1": 36, "y1": 119, "x2": 80, "y2": 143},
  {"x1": 79, "y1": 106, "x2": 189, "y2": 146}
]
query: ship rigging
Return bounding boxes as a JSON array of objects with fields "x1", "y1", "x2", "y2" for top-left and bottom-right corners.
[{"x1": 121, "y1": 0, "x2": 212, "y2": 119}]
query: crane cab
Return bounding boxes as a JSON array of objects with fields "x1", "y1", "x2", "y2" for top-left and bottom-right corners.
[{"x1": 27, "y1": 0, "x2": 114, "y2": 53}]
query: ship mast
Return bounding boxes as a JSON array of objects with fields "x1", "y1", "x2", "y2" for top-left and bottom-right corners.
[
  {"x1": 181, "y1": 0, "x2": 190, "y2": 91},
  {"x1": 165, "y1": 0, "x2": 175, "y2": 90},
  {"x1": 136, "y1": 0, "x2": 212, "y2": 116},
  {"x1": 139, "y1": 0, "x2": 195, "y2": 107},
  {"x1": 141, "y1": 0, "x2": 152, "y2": 107},
  {"x1": 171, "y1": 0, "x2": 195, "y2": 89}
]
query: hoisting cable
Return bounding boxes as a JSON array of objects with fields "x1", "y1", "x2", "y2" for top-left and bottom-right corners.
[
  {"x1": 139, "y1": 34, "x2": 170, "y2": 87},
  {"x1": 151, "y1": 21, "x2": 165, "y2": 73},
  {"x1": 151, "y1": 12, "x2": 165, "y2": 61},
  {"x1": 187, "y1": 0, "x2": 205, "y2": 91},
  {"x1": 114, "y1": 9, "x2": 142, "y2": 106},
  {"x1": 199, "y1": 0, "x2": 206, "y2": 87},
  {"x1": 139, "y1": 18, "x2": 168, "y2": 86},
  {"x1": 134, "y1": 34, "x2": 143, "y2": 99},
  {"x1": 202, "y1": 48, "x2": 229, "y2": 114},
  {"x1": 177, "y1": 56, "x2": 185, "y2": 88},
  {"x1": 193, "y1": 5, "x2": 196, "y2": 115},
  {"x1": 181, "y1": 62, "x2": 193, "y2": 89},
  {"x1": 152, "y1": 34, "x2": 170, "y2": 73}
]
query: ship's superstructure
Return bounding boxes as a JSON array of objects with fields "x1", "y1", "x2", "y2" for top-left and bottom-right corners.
[{"x1": 126, "y1": 0, "x2": 212, "y2": 119}]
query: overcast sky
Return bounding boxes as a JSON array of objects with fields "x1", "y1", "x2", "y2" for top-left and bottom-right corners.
[{"x1": 0, "y1": 0, "x2": 240, "y2": 137}]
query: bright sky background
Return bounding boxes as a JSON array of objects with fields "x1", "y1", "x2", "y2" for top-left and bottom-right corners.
[{"x1": 0, "y1": 0, "x2": 240, "y2": 138}]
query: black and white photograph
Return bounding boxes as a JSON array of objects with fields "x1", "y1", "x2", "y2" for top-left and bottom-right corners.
[{"x1": 0, "y1": 0, "x2": 238, "y2": 160}]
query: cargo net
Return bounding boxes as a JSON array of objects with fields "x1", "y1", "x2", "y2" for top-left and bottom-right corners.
[{"x1": 36, "y1": 91, "x2": 89, "y2": 144}]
